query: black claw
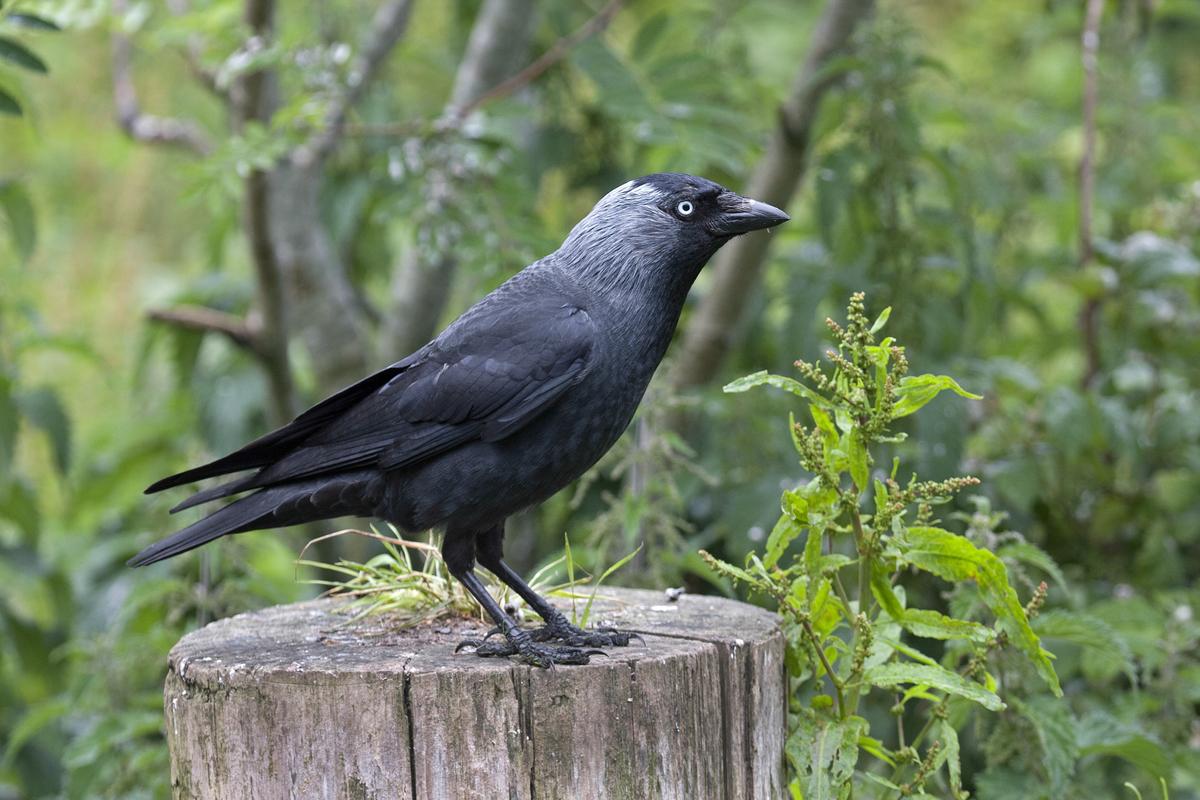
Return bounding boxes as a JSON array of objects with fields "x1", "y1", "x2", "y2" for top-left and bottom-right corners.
[{"x1": 455, "y1": 632, "x2": 600, "y2": 667}]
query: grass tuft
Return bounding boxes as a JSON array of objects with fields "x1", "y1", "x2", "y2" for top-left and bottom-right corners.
[{"x1": 297, "y1": 526, "x2": 639, "y2": 629}]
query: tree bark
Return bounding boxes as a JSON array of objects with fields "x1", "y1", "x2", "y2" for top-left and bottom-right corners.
[
  {"x1": 385, "y1": 0, "x2": 538, "y2": 358},
  {"x1": 237, "y1": 0, "x2": 296, "y2": 424},
  {"x1": 266, "y1": 163, "x2": 372, "y2": 393},
  {"x1": 669, "y1": 0, "x2": 875, "y2": 392},
  {"x1": 267, "y1": 1, "x2": 415, "y2": 393},
  {"x1": 164, "y1": 588, "x2": 785, "y2": 799}
]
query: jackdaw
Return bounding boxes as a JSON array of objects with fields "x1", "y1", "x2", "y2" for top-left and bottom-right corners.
[{"x1": 132, "y1": 173, "x2": 789, "y2": 666}]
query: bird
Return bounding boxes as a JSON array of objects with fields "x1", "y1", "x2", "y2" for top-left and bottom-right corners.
[{"x1": 131, "y1": 173, "x2": 789, "y2": 666}]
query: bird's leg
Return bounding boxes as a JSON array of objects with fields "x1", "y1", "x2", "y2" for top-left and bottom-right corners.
[
  {"x1": 443, "y1": 528, "x2": 601, "y2": 667},
  {"x1": 475, "y1": 523, "x2": 638, "y2": 648}
]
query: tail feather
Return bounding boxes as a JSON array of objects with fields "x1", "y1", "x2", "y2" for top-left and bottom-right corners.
[
  {"x1": 128, "y1": 489, "x2": 280, "y2": 567},
  {"x1": 144, "y1": 361, "x2": 410, "y2": 495},
  {"x1": 129, "y1": 473, "x2": 385, "y2": 567},
  {"x1": 169, "y1": 474, "x2": 259, "y2": 514}
]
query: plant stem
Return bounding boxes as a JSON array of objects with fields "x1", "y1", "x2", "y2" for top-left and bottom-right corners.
[
  {"x1": 847, "y1": 491, "x2": 872, "y2": 713},
  {"x1": 801, "y1": 615, "x2": 846, "y2": 718},
  {"x1": 833, "y1": 568, "x2": 855, "y2": 617}
]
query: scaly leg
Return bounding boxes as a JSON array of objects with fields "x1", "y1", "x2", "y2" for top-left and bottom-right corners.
[
  {"x1": 475, "y1": 522, "x2": 638, "y2": 648},
  {"x1": 443, "y1": 525, "x2": 600, "y2": 667}
]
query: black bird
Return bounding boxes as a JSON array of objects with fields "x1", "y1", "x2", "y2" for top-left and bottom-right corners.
[{"x1": 132, "y1": 173, "x2": 789, "y2": 666}]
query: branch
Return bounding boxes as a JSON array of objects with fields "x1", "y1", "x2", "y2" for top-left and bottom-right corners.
[
  {"x1": 239, "y1": 0, "x2": 296, "y2": 424},
  {"x1": 110, "y1": 0, "x2": 213, "y2": 155},
  {"x1": 348, "y1": 0, "x2": 622, "y2": 139},
  {"x1": 165, "y1": 0, "x2": 228, "y2": 100},
  {"x1": 447, "y1": 0, "x2": 621, "y2": 124},
  {"x1": 294, "y1": 0, "x2": 415, "y2": 167},
  {"x1": 148, "y1": 305, "x2": 261, "y2": 352},
  {"x1": 1079, "y1": 0, "x2": 1104, "y2": 388},
  {"x1": 384, "y1": 0, "x2": 538, "y2": 356},
  {"x1": 669, "y1": 0, "x2": 876, "y2": 394}
]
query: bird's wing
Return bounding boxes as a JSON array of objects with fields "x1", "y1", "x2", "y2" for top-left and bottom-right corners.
[
  {"x1": 145, "y1": 354, "x2": 422, "y2": 494},
  {"x1": 156, "y1": 298, "x2": 595, "y2": 506}
]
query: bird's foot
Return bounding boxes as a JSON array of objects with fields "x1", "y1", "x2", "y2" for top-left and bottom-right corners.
[
  {"x1": 455, "y1": 630, "x2": 604, "y2": 668},
  {"x1": 531, "y1": 616, "x2": 643, "y2": 648},
  {"x1": 482, "y1": 613, "x2": 643, "y2": 648}
]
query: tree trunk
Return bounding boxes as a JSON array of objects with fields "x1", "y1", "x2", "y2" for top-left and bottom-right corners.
[
  {"x1": 163, "y1": 587, "x2": 786, "y2": 799},
  {"x1": 670, "y1": 0, "x2": 875, "y2": 392},
  {"x1": 267, "y1": 162, "x2": 372, "y2": 393},
  {"x1": 385, "y1": 0, "x2": 538, "y2": 358}
]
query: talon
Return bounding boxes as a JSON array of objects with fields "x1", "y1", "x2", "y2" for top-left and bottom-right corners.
[{"x1": 455, "y1": 639, "x2": 484, "y2": 653}]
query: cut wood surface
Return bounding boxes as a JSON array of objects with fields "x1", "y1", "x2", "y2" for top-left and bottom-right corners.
[{"x1": 164, "y1": 587, "x2": 785, "y2": 799}]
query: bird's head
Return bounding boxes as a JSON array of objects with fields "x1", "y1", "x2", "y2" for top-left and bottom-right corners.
[{"x1": 558, "y1": 173, "x2": 789, "y2": 298}]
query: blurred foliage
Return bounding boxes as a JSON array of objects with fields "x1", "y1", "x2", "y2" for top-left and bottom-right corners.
[{"x1": 0, "y1": 0, "x2": 1197, "y2": 797}]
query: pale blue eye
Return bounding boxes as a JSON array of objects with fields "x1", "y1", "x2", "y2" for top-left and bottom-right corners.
[{"x1": 676, "y1": 200, "x2": 694, "y2": 216}]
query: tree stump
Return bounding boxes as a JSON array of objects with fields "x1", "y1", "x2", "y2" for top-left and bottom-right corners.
[{"x1": 163, "y1": 587, "x2": 786, "y2": 800}]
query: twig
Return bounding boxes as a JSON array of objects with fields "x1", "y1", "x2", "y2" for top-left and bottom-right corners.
[
  {"x1": 801, "y1": 615, "x2": 846, "y2": 718},
  {"x1": 447, "y1": 0, "x2": 621, "y2": 124},
  {"x1": 165, "y1": 0, "x2": 227, "y2": 100},
  {"x1": 295, "y1": 0, "x2": 416, "y2": 166},
  {"x1": 1079, "y1": 0, "x2": 1104, "y2": 387},
  {"x1": 239, "y1": 0, "x2": 296, "y2": 424},
  {"x1": 147, "y1": 305, "x2": 260, "y2": 351},
  {"x1": 669, "y1": 0, "x2": 876, "y2": 396},
  {"x1": 348, "y1": 0, "x2": 622, "y2": 139},
  {"x1": 110, "y1": 0, "x2": 213, "y2": 155}
]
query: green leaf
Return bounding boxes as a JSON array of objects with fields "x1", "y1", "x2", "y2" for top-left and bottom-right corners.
[
  {"x1": 997, "y1": 541, "x2": 1068, "y2": 591},
  {"x1": 631, "y1": 12, "x2": 669, "y2": 61},
  {"x1": 580, "y1": 542, "x2": 641, "y2": 627},
  {"x1": 16, "y1": 387, "x2": 71, "y2": 473},
  {"x1": 786, "y1": 713, "x2": 866, "y2": 800},
  {"x1": 847, "y1": 430, "x2": 869, "y2": 491},
  {"x1": 6, "y1": 13, "x2": 62, "y2": 31},
  {"x1": 1, "y1": 698, "x2": 70, "y2": 767},
  {"x1": 0, "y1": 476, "x2": 38, "y2": 540},
  {"x1": 1076, "y1": 712, "x2": 1170, "y2": 777},
  {"x1": 810, "y1": 404, "x2": 837, "y2": 441},
  {"x1": 700, "y1": 550, "x2": 762, "y2": 589},
  {"x1": 892, "y1": 374, "x2": 982, "y2": 418},
  {"x1": 900, "y1": 608, "x2": 992, "y2": 643},
  {"x1": 863, "y1": 662, "x2": 1005, "y2": 711},
  {"x1": 764, "y1": 512, "x2": 802, "y2": 569},
  {"x1": 870, "y1": 567, "x2": 905, "y2": 619},
  {"x1": 1015, "y1": 696, "x2": 1078, "y2": 792},
  {"x1": 899, "y1": 526, "x2": 1061, "y2": 695},
  {"x1": 0, "y1": 179, "x2": 35, "y2": 261},
  {"x1": 569, "y1": 38, "x2": 653, "y2": 119},
  {"x1": 0, "y1": 83, "x2": 21, "y2": 115},
  {"x1": 0, "y1": 36, "x2": 48, "y2": 72},
  {"x1": 723, "y1": 370, "x2": 827, "y2": 406},
  {"x1": 869, "y1": 306, "x2": 892, "y2": 334},
  {"x1": 939, "y1": 718, "x2": 962, "y2": 794},
  {"x1": 1032, "y1": 609, "x2": 1135, "y2": 682},
  {"x1": 803, "y1": 525, "x2": 823, "y2": 578},
  {"x1": 0, "y1": 371, "x2": 17, "y2": 476}
]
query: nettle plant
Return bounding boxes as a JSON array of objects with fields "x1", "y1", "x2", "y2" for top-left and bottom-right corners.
[{"x1": 704, "y1": 294, "x2": 1062, "y2": 799}]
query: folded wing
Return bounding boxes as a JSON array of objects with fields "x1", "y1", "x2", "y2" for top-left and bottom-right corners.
[{"x1": 148, "y1": 298, "x2": 595, "y2": 510}]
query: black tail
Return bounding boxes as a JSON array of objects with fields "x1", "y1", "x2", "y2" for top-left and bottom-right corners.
[
  {"x1": 129, "y1": 474, "x2": 383, "y2": 566},
  {"x1": 144, "y1": 361, "x2": 409, "y2": 495}
]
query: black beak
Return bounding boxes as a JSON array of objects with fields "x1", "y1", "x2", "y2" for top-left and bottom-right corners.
[{"x1": 711, "y1": 194, "x2": 790, "y2": 237}]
